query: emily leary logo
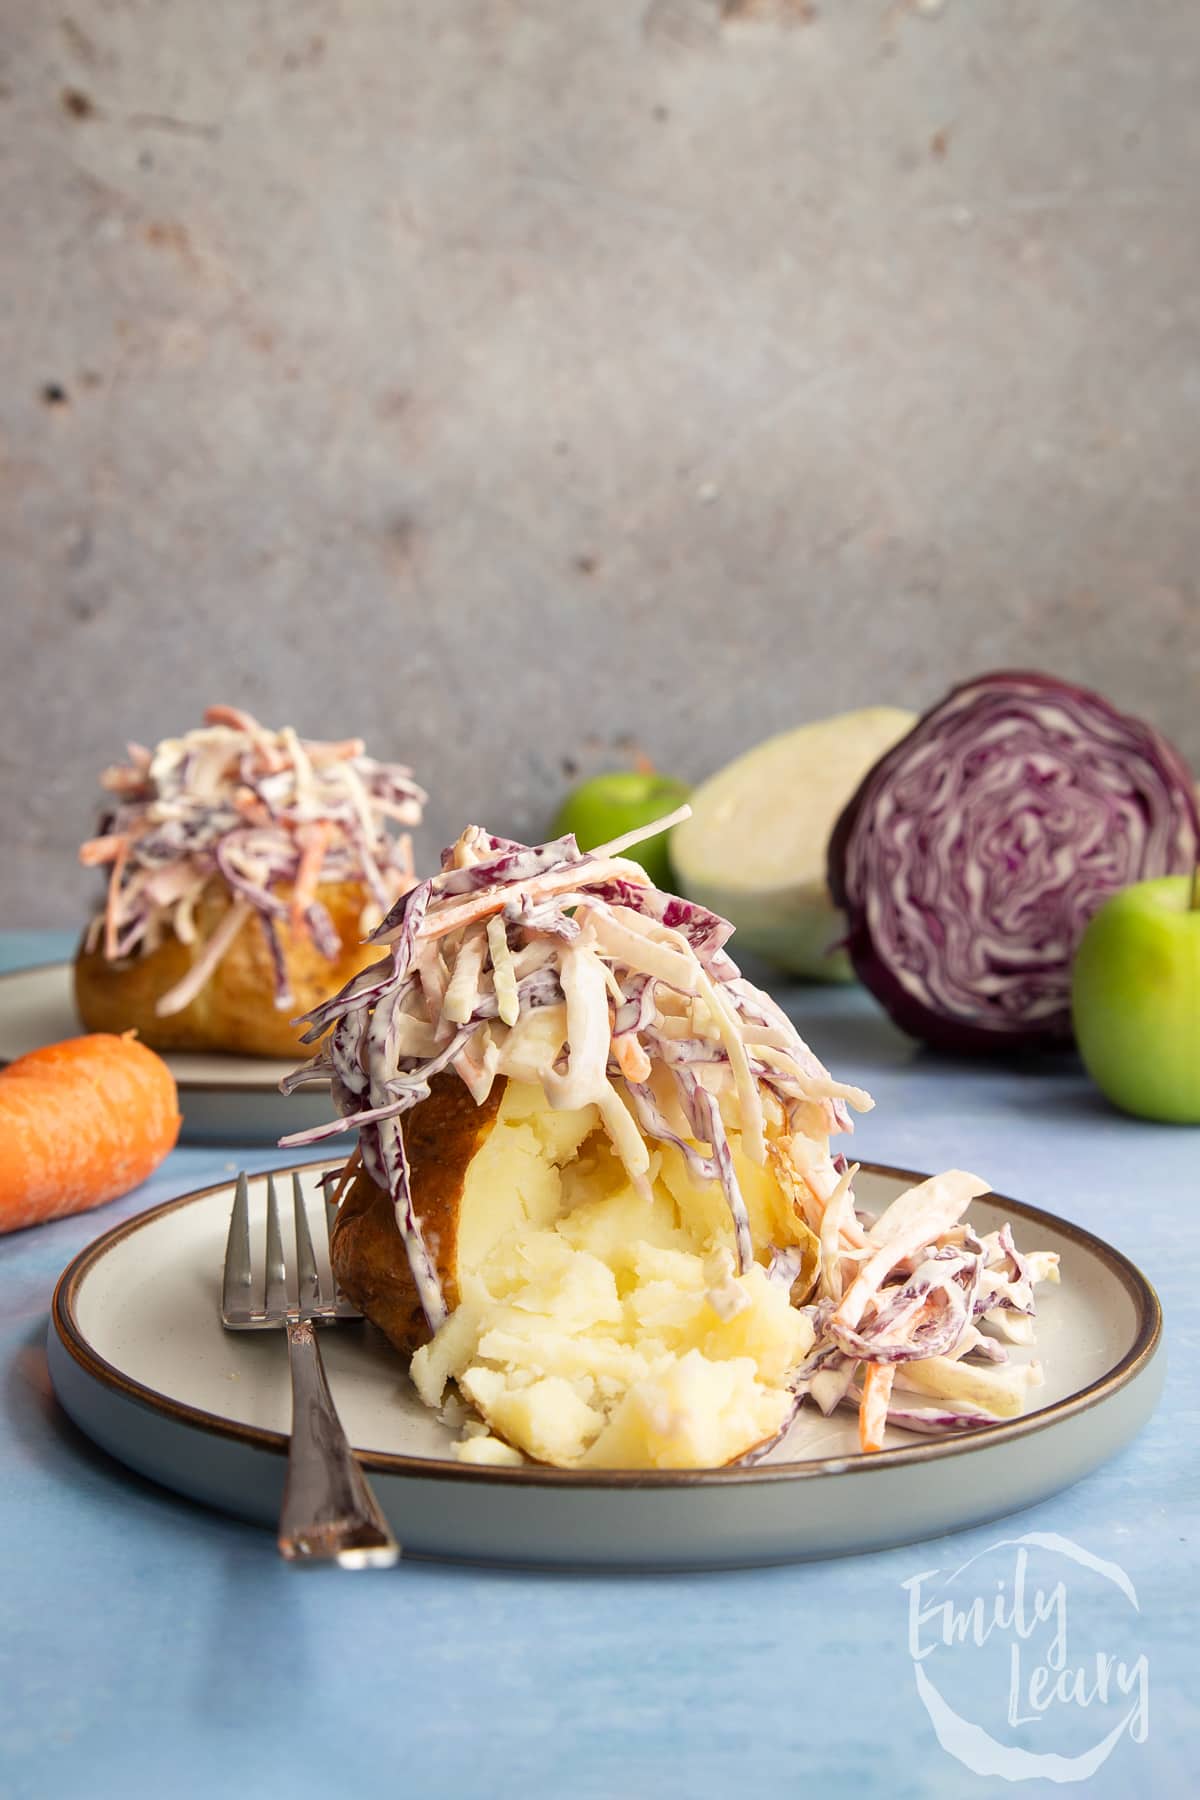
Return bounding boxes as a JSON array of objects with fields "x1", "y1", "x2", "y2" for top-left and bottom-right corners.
[{"x1": 902, "y1": 1532, "x2": 1149, "y2": 1783}]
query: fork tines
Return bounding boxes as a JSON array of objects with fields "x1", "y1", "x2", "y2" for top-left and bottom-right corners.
[
  {"x1": 222, "y1": 1170, "x2": 255, "y2": 1326},
  {"x1": 221, "y1": 1169, "x2": 358, "y2": 1329}
]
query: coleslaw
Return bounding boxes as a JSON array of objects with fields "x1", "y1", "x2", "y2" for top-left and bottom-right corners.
[{"x1": 79, "y1": 706, "x2": 425, "y2": 1016}]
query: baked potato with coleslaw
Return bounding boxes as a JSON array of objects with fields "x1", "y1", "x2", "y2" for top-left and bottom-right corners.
[
  {"x1": 74, "y1": 707, "x2": 424, "y2": 1058},
  {"x1": 287, "y1": 819, "x2": 1060, "y2": 1471},
  {"x1": 75, "y1": 876, "x2": 377, "y2": 1059}
]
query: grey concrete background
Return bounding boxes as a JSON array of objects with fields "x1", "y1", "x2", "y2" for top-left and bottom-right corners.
[{"x1": 3, "y1": 1, "x2": 1198, "y2": 925}]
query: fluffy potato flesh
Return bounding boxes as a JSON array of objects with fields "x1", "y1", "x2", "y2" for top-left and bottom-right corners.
[{"x1": 403, "y1": 1080, "x2": 817, "y2": 1469}]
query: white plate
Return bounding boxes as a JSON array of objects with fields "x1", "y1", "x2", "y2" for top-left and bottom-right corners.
[
  {"x1": 48, "y1": 1162, "x2": 1163, "y2": 1568},
  {"x1": 0, "y1": 963, "x2": 341, "y2": 1144}
]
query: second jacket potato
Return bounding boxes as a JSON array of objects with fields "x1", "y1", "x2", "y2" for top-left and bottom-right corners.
[{"x1": 75, "y1": 877, "x2": 379, "y2": 1058}]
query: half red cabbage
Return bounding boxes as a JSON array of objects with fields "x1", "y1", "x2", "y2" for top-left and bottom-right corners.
[{"x1": 827, "y1": 670, "x2": 1200, "y2": 1052}]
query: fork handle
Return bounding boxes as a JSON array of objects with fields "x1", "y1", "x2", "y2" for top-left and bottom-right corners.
[{"x1": 278, "y1": 1320, "x2": 400, "y2": 1568}]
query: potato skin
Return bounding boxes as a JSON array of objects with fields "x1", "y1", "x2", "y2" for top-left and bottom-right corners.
[
  {"x1": 331, "y1": 1073, "x2": 505, "y2": 1355},
  {"x1": 74, "y1": 877, "x2": 380, "y2": 1058}
]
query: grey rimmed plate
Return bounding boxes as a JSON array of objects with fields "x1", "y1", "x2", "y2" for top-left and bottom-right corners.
[
  {"x1": 47, "y1": 1161, "x2": 1163, "y2": 1569},
  {"x1": 0, "y1": 963, "x2": 339, "y2": 1144}
]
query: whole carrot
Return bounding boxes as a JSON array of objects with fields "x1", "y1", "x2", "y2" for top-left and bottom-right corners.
[{"x1": 0, "y1": 1033, "x2": 181, "y2": 1233}]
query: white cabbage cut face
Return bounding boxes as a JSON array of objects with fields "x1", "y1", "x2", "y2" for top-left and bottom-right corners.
[{"x1": 670, "y1": 705, "x2": 917, "y2": 980}]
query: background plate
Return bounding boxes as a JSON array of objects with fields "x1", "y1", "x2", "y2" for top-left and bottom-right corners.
[
  {"x1": 48, "y1": 1161, "x2": 1163, "y2": 1569},
  {"x1": 0, "y1": 962, "x2": 341, "y2": 1144}
]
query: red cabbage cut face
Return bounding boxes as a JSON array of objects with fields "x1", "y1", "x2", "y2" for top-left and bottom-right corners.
[{"x1": 827, "y1": 671, "x2": 1200, "y2": 1053}]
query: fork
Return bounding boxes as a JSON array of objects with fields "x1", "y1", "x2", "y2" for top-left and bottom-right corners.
[{"x1": 221, "y1": 1169, "x2": 399, "y2": 1568}]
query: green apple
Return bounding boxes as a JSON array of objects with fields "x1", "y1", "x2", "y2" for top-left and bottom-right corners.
[
  {"x1": 552, "y1": 770, "x2": 691, "y2": 890},
  {"x1": 1071, "y1": 874, "x2": 1200, "y2": 1124}
]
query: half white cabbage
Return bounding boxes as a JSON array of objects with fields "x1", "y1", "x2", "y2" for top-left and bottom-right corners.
[{"x1": 670, "y1": 707, "x2": 916, "y2": 980}]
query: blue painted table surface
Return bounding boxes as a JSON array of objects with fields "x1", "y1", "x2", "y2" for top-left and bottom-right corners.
[{"x1": 1, "y1": 931, "x2": 1195, "y2": 1799}]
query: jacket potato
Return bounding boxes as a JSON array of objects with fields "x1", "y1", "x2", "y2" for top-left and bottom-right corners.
[{"x1": 74, "y1": 877, "x2": 379, "y2": 1059}]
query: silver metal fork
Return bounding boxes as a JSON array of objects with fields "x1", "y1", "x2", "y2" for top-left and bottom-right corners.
[{"x1": 221, "y1": 1169, "x2": 399, "y2": 1568}]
